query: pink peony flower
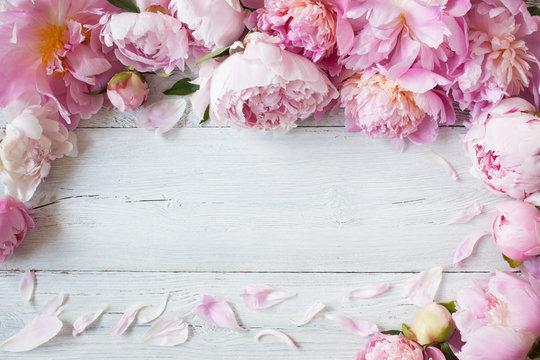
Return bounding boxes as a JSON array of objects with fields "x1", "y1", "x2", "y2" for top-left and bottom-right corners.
[
  {"x1": 453, "y1": 271, "x2": 540, "y2": 360},
  {"x1": 340, "y1": 67, "x2": 455, "y2": 144},
  {"x1": 0, "y1": 0, "x2": 121, "y2": 124},
  {"x1": 107, "y1": 71, "x2": 149, "y2": 112},
  {"x1": 0, "y1": 196, "x2": 34, "y2": 264},
  {"x1": 491, "y1": 201, "x2": 540, "y2": 262},
  {"x1": 450, "y1": 0, "x2": 540, "y2": 113},
  {"x1": 0, "y1": 97, "x2": 78, "y2": 202},
  {"x1": 356, "y1": 333, "x2": 444, "y2": 360},
  {"x1": 463, "y1": 98, "x2": 540, "y2": 202},
  {"x1": 192, "y1": 34, "x2": 338, "y2": 132},
  {"x1": 100, "y1": 1, "x2": 189, "y2": 74}
]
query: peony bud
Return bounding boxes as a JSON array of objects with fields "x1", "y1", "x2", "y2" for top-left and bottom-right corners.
[
  {"x1": 409, "y1": 302, "x2": 455, "y2": 345},
  {"x1": 107, "y1": 71, "x2": 149, "y2": 112}
]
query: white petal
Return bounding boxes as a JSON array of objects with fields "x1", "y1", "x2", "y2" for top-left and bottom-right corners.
[
  {"x1": 141, "y1": 316, "x2": 189, "y2": 346},
  {"x1": 240, "y1": 284, "x2": 297, "y2": 310},
  {"x1": 427, "y1": 150, "x2": 459, "y2": 181},
  {"x1": 447, "y1": 202, "x2": 484, "y2": 225},
  {"x1": 19, "y1": 270, "x2": 35, "y2": 305},
  {"x1": 72, "y1": 308, "x2": 106, "y2": 336},
  {"x1": 0, "y1": 314, "x2": 62, "y2": 352},
  {"x1": 343, "y1": 283, "x2": 391, "y2": 301},
  {"x1": 289, "y1": 302, "x2": 326, "y2": 326},
  {"x1": 453, "y1": 231, "x2": 489, "y2": 268},
  {"x1": 111, "y1": 303, "x2": 149, "y2": 336},
  {"x1": 254, "y1": 329, "x2": 298, "y2": 350},
  {"x1": 39, "y1": 293, "x2": 66, "y2": 316},
  {"x1": 402, "y1": 266, "x2": 443, "y2": 307},
  {"x1": 138, "y1": 293, "x2": 170, "y2": 324},
  {"x1": 136, "y1": 98, "x2": 187, "y2": 135},
  {"x1": 195, "y1": 295, "x2": 247, "y2": 332},
  {"x1": 325, "y1": 313, "x2": 379, "y2": 337}
]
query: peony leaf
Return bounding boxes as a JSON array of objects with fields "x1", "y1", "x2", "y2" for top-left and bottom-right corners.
[
  {"x1": 163, "y1": 78, "x2": 200, "y2": 96},
  {"x1": 502, "y1": 254, "x2": 523, "y2": 268},
  {"x1": 195, "y1": 295, "x2": 247, "y2": 332},
  {"x1": 200, "y1": 106, "x2": 210, "y2": 125},
  {"x1": 529, "y1": 6, "x2": 540, "y2": 16},
  {"x1": 141, "y1": 316, "x2": 189, "y2": 346},
  {"x1": 0, "y1": 314, "x2": 62, "y2": 352},
  {"x1": 19, "y1": 270, "x2": 35, "y2": 305},
  {"x1": 240, "y1": 284, "x2": 296, "y2": 310},
  {"x1": 381, "y1": 330, "x2": 402, "y2": 335},
  {"x1": 72, "y1": 308, "x2": 106, "y2": 336},
  {"x1": 195, "y1": 46, "x2": 231, "y2": 66},
  {"x1": 438, "y1": 301, "x2": 457, "y2": 314},
  {"x1": 106, "y1": 0, "x2": 139, "y2": 12},
  {"x1": 289, "y1": 302, "x2": 326, "y2": 326},
  {"x1": 325, "y1": 313, "x2": 379, "y2": 337},
  {"x1": 254, "y1": 329, "x2": 298, "y2": 350},
  {"x1": 111, "y1": 303, "x2": 149, "y2": 335},
  {"x1": 138, "y1": 293, "x2": 170, "y2": 324},
  {"x1": 440, "y1": 342, "x2": 459, "y2": 360}
]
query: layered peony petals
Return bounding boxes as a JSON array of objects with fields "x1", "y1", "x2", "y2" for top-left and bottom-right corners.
[
  {"x1": 447, "y1": 202, "x2": 483, "y2": 225},
  {"x1": 19, "y1": 270, "x2": 36, "y2": 305},
  {"x1": 357, "y1": 333, "x2": 424, "y2": 360},
  {"x1": 403, "y1": 266, "x2": 443, "y2": 307},
  {"x1": 72, "y1": 308, "x2": 106, "y2": 336},
  {"x1": 453, "y1": 232, "x2": 489, "y2": 268},
  {"x1": 141, "y1": 316, "x2": 189, "y2": 347},
  {"x1": 325, "y1": 313, "x2": 379, "y2": 337},
  {"x1": 111, "y1": 303, "x2": 149, "y2": 336},
  {"x1": 240, "y1": 284, "x2": 296, "y2": 310},
  {"x1": 0, "y1": 196, "x2": 34, "y2": 264},
  {"x1": 136, "y1": 98, "x2": 187, "y2": 135},
  {"x1": 195, "y1": 295, "x2": 247, "y2": 332},
  {"x1": 254, "y1": 329, "x2": 298, "y2": 350},
  {"x1": 289, "y1": 302, "x2": 326, "y2": 326}
]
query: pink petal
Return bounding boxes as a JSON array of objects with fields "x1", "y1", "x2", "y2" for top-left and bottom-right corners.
[
  {"x1": 447, "y1": 202, "x2": 484, "y2": 225},
  {"x1": 343, "y1": 283, "x2": 391, "y2": 301},
  {"x1": 289, "y1": 303, "x2": 326, "y2": 326},
  {"x1": 138, "y1": 293, "x2": 170, "y2": 324},
  {"x1": 0, "y1": 315, "x2": 62, "y2": 352},
  {"x1": 402, "y1": 266, "x2": 443, "y2": 306},
  {"x1": 240, "y1": 284, "x2": 296, "y2": 310},
  {"x1": 19, "y1": 270, "x2": 35, "y2": 305},
  {"x1": 111, "y1": 303, "x2": 149, "y2": 336},
  {"x1": 427, "y1": 150, "x2": 459, "y2": 181},
  {"x1": 254, "y1": 329, "x2": 298, "y2": 350},
  {"x1": 453, "y1": 231, "x2": 490, "y2": 268},
  {"x1": 39, "y1": 293, "x2": 66, "y2": 316},
  {"x1": 396, "y1": 68, "x2": 450, "y2": 94},
  {"x1": 425, "y1": 346, "x2": 446, "y2": 360},
  {"x1": 72, "y1": 308, "x2": 106, "y2": 336},
  {"x1": 325, "y1": 313, "x2": 379, "y2": 337},
  {"x1": 141, "y1": 316, "x2": 189, "y2": 347},
  {"x1": 195, "y1": 295, "x2": 247, "y2": 332},
  {"x1": 136, "y1": 98, "x2": 187, "y2": 135}
]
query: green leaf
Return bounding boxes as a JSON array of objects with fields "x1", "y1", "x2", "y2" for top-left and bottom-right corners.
[
  {"x1": 200, "y1": 106, "x2": 210, "y2": 125},
  {"x1": 402, "y1": 323, "x2": 417, "y2": 341},
  {"x1": 107, "y1": 0, "x2": 139, "y2": 12},
  {"x1": 502, "y1": 254, "x2": 522, "y2": 268},
  {"x1": 163, "y1": 78, "x2": 200, "y2": 96},
  {"x1": 380, "y1": 330, "x2": 402, "y2": 336},
  {"x1": 438, "y1": 301, "x2": 457, "y2": 314},
  {"x1": 195, "y1": 46, "x2": 231, "y2": 66},
  {"x1": 440, "y1": 343, "x2": 459, "y2": 360},
  {"x1": 528, "y1": 339, "x2": 540, "y2": 359},
  {"x1": 85, "y1": 88, "x2": 107, "y2": 95},
  {"x1": 154, "y1": 72, "x2": 174, "y2": 78},
  {"x1": 528, "y1": 6, "x2": 540, "y2": 16}
]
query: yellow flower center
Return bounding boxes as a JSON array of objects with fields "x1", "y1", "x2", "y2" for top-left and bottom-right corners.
[{"x1": 39, "y1": 22, "x2": 67, "y2": 69}]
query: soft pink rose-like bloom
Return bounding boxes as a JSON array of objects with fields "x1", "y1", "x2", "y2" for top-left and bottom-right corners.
[
  {"x1": 491, "y1": 201, "x2": 540, "y2": 262},
  {"x1": 463, "y1": 98, "x2": 540, "y2": 202},
  {"x1": 453, "y1": 271, "x2": 540, "y2": 360},
  {"x1": 0, "y1": 0, "x2": 121, "y2": 125},
  {"x1": 450, "y1": 0, "x2": 540, "y2": 113},
  {"x1": 0, "y1": 97, "x2": 78, "y2": 202},
  {"x1": 107, "y1": 71, "x2": 149, "y2": 112},
  {"x1": 356, "y1": 333, "x2": 445, "y2": 360},
  {"x1": 100, "y1": 1, "x2": 189, "y2": 74},
  {"x1": 192, "y1": 34, "x2": 338, "y2": 132},
  {"x1": 340, "y1": 67, "x2": 455, "y2": 144},
  {"x1": 0, "y1": 196, "x2": 34, "y2": 264}
]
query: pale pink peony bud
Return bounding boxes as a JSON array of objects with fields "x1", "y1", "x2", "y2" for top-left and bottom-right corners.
[
  {"x1": 107, "y1": 71, "x2": 149, "y2": 112},
  {"x1": 410, "y1": 303, "x2": 455, "y2": 345}
]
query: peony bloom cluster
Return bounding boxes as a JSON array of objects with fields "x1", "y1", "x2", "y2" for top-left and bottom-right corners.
[
  {"x1": 0, "y1": 196, "x2": 35, "y2": 264},
  {"x1": 356, "y1": 333, "x2": 445, "y2": 360}
]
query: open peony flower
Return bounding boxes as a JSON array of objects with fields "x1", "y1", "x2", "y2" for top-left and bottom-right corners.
[
  {"x1": 356, "y1": 333, "x2": 445, "y2": 360},
  {"x1": 100, "y1": 1, "x2": 189, "y2": 74},
  {"x1": 0, "y1": 196, "x2": 34, "y2": 264},
  {"x1": 0, "y1": 98, "x2": 78, "y2": 202},
  {"x1": 0, "y1": 0, "x2": 121, "y2": 125},
  {"x1": 453, "y1": 271, "x2": 540, "y2": 360},
  {"x1": 192, "y1": 34, "x2": 338, "y2": 132},
  {"x1": 463, "y1": 98, "x2": 540, "y2": 202},
  {"x1": 450, "y1": 0, "x2": 540, "y2": 113},
  {"x1": 340, "y1": 67, "x2": 455, "y2": 144},
  {"x1": 491, "y1": 201, "x2": 540, "y2": 262}
]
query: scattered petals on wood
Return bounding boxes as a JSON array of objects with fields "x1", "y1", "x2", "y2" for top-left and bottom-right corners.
[
  {"x1": 289, "y1": 302, "x2": 326, "y2": 326},
  {"x1": 111, "y1": 303, "x2": 150, "y2": 336},
  {"x1": 324, "y1": 313, "x2": 379, "y2": 337},
  {"x1": 254, "y1": 329, "x2": 298, "y2": 350},
  {"x1": 402, "y1": 266, "x2": 443, "y2": 307},
  {"x1": 240, "y1": 284, "x2": 297, "y2": 310},
  {"x1": 0, "y1": 314, "x2": 63, "y2": 352},
  {"x1": 39, "y1": 293, "x2": 66, "y2": 316},
  {"x1": 343, "y1": 283, "x2": 391, "y2": 301},
  {"x1": 138, "y1": 293, "x2": 170, "y2": 324},
  {"x1": 19, "y1": 270, "x2": 35, "y2": 305},
  {"x1": 136, "y1": 98, "x2": 187, "y2": 135},
  {"x1": 72, "y1": 308, "x2": 106, "y2": 336},
  {"x1": 447, "y1": 202, "x2": 484, "y2": 225},
  {"x1": 427, "y1": 150, "x2": 459, "y2": 181},
  {"x1": 141, "y1": 316, "x2": 189, "y2": 347},
  {"x1": 195, "y1": 295, "x2": 247, "y2": 332},
  {"x1": 453, "y1": 231, "x2": 490, "y2": 268}
]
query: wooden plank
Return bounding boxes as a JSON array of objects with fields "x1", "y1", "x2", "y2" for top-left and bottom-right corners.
[
  {"x1": 6, "y1": 127, "x2": 506, "y2": 272},
  {"x1": 0, "y1": 271, "x2": 485, "y2": 360}
]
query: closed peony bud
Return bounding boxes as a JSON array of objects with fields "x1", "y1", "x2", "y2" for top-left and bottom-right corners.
[
  {"x1": 410, "y1": 303, "x2": 454, "y2": 345},
  {"x1": 107, "y1": 71, "x2": 149, "y2": 112},
  {"x1": 0, "y1": 195, "x2": 35, "y2": 264}
]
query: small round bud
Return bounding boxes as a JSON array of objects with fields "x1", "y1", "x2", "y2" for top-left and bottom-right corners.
[
  {"x1": 107, "y1": 71, "x2": 149, "y2": 112},
  {"x1": 410, "y1": 302, "x2": 455, "y2": 345}
]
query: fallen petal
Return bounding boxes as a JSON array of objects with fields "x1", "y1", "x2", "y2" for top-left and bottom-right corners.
[
  {"x1": 141, "y1": 316, "x2": 189, "y2": 346},
  {"x1": 453, "y1": 232, "x2": 489, "y2": 268},
  {"x1": 343, "y1": 283, "x2": 391, "y2": 301},
  {"x1": 136, "y1": 98, "x2": 187, "y2": 135},
  {"x1": 425, "y1": 346, "x2": 446, "y2": 360},
  {"x1": 72, "y1": 308, "x2": 106, "y2": 336},
  {"x1": 39, "y1": 294, "x2": 66, "y2": 316},
  {"x1": 254, "y1": 329, "x2": 298, "y2": 349},
  {"x1": 402, "y1": 266, "x2": 443, "y2": 307},
  {"x1": 240, "y1": 284, "x2": 296, "y2": 310},
  {"x1": 138, "y1": 293, "x2": 170, "y2": 324},
  {"x1": 195, "y1": 295, "x2": 247, "y2": 332},
  {"x1": 325, "y1": 313, "x2": 379, "y2": 337},
  {"x1": 427, "y1": 150, "x2": 459, "y2": 181},
  {"x1": 0, "y1": 314, "x2": 62, "y2": 352},
  {"x1": 19, "y1": 270, "x2": 35, "y2": 305},
  {"x1": 447, "y1": 202, "x2": 484, "y2": 225},
  {"x1": 111, "y1": 303, "x2": 149, "y2": 336},
  {"x1": 289, "y1": 302, "x2": 326, "y2": 326}
]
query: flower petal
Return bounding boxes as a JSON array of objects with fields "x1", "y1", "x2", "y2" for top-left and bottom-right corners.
[
  {"x1": 453, "y1": 232, "x2": 490, "y2": 268},
  {"x1": 427, "y1": 150, "x2": 459, "y2": 181},
  {"x1": 19, "y1": 270, "x2": 35, "y2": 305},
  {"x1": 343, "y1": 283, "x2": 391, "y2": 301},
  {"x1": 402, "y1": 266, "x2": 443, "y2": 306},
  {"x1": 111, "y1": 303, "x2": 149, "y2": 336},
  {"x1": 136, "y1": 98, "x2": 187, "y2": 135},
  {"x1": 254, "y1": 329, "x2": 298, "y2": 350},
  {"x1": 138, "y1": 293, "x2": 170, "y2": 324},
  {"x1": 425, "y1": 346, "x2": 446, "y2": 360},
  {"x1": 72, "y1": 308, "x2": 106, "y2": 336},
  {"x1": 39, "y1": 293, "x2": 66, "y2": 316},
  {"x1": 141, "y1": 316, "x2": 189, "y2": 347},
  {"x1": 195, "y1": 295, "x2": 247, "y2": 332},
  {"x1": 447, "y1": 202, "x2": 484, "y2": 225},
  {"x1": 289, "y1": 302, "x2": 326, "y2": 326},
  {"x1": 325, "y1": 313, "x2": 379, "y2": 337},
  {"x1": 0, "y1": 314, "x2": 62, "y2": 352},
  {"x1": 240, "y1": 284, "x2": 296, "y2": 310}
]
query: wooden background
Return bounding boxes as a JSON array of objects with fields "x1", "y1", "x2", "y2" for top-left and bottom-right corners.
[{"x1": 2, "y1": 8, "x2": 540, "y2": 355}]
